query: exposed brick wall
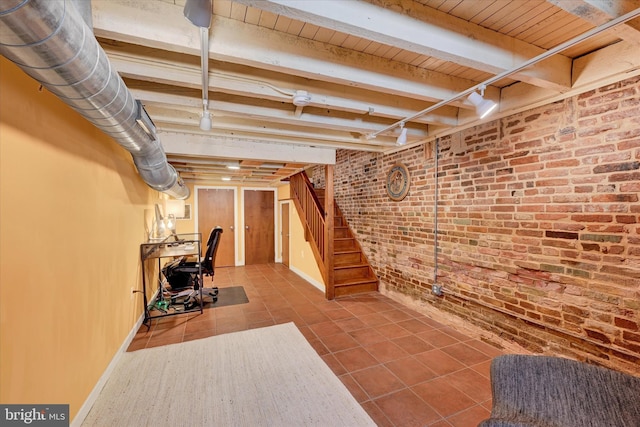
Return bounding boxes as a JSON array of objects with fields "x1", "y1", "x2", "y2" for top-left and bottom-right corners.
[{"x1": 314, "y1": 76, "x2": 640, "y2": 375}]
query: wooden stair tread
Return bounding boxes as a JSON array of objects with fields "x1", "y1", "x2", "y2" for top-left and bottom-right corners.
[
  {"x1": 302, "y1": 180, "x2": 378, "y2": 297},
  {"x1": 334, "y1": 276, "x2": 378, "y2": 286},
  {"x1": 334, "y1": 263, "x2": 370, "y2": 270}
]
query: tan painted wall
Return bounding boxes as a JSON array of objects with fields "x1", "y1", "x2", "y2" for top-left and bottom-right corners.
[
  {"x1": 278, "y1": 184, "x2": 325, "y2": 289},
  {"x1": 277, "y1": 184, "x2": 290, "y2": 201},
  {"x1": 289, "y1": 204, "x2": 325, "y2": 288},
  {"x1": 0, "y1": 58, "x2": 156, "y2": 419}
]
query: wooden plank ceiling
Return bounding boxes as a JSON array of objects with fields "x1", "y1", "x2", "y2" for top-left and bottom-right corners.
[{"x1": 91, "y1": 0, "x2": 640, "y2": 185}]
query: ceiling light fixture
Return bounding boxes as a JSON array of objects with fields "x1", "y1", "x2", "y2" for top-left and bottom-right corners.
[
  {"x1": 183, "y1": 0, "x2": 212, "y2": 28},
  {"x1": 467, "y1": 85, "x2": 498, "y2": 119},
  {"x1": 396, "y1": 122, "x2": 407, "y2": 145},
  {"x1": 292, "y1": 90, "x2": 311, "y2": 117},
  {"x1": 292, "y1": 90, "x2": 311, "y2": 107},
  {"x1": 184, "y1": 0, "x2": 213, "y2": 132}
]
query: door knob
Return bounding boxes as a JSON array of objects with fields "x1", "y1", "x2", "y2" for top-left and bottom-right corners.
[
  {"x1": 230, "y1": 225, "x2": 234, "y2": 230},
  {"x1": 245, "y1": 225, "x2": 250, "y2": 230}
]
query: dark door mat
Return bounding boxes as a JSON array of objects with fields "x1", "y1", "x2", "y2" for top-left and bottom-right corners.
[{"x1": 202, "y1": 286, "x2": 249, "y2": 309}]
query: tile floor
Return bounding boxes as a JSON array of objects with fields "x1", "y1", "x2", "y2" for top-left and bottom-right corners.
[{"x1": 129, "y1": 264, "x2": 503, "y2": 427}]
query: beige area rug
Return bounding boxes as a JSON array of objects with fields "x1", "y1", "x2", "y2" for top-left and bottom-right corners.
[{"x1": 82, "y1": 322, "x2": 375, "y2": 426}]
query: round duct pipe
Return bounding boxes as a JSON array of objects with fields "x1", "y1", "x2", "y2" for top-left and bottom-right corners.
[{"x1": 0, "y1": 0, "x2": 189, "y2": 199}]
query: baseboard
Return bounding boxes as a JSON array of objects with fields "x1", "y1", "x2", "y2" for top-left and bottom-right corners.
[
  {"x1": 71, "y1": 311, "x2": 146, "y2": 427},
  {"x1": 289, "y1": 265, "x2": 325, "y2": 293}
]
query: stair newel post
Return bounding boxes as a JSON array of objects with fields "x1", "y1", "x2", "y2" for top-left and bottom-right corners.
[{"x1": 324, "y1": 165, "x2": 335, "y2": 300}]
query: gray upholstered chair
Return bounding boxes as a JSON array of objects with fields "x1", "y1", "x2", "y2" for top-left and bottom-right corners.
[{"x1": 479, "y1": 354, "x2": 640, "y2": 427}]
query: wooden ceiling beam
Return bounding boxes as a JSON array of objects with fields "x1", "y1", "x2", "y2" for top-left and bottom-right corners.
[
  {"x1": 547, "y1": 0, "x2": 640, "y2": 46},
  {"x1": 131, "y1": 89, "x2": 424, "y2": 145},
  {"x1": 233, "y1": 0, "x2": 572, "y2": 91},
  {"x1": 160, "y1": 131, "x2": 337, "y2": 165},
  {"x1": 91, "y1": 0, "x2": 490, "y2": 104},
  {"x1": 104, "y1": 47, "x2": 461, "y2": 126}
]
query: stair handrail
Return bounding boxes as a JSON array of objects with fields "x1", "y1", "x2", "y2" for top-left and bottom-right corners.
[
  {"x1": 289, "y1": 172, "x2": 327, "y2": 279},
  {"x1": 293, "y1": 172, "x2": 324, "y2": 215}
]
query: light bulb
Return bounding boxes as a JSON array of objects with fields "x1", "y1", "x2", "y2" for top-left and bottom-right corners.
[
  {"x1": 165, "y1": 214, "x2": 176, "y2": 234},
  {"x1": 199, "y1": 111, "x2": 211, "y2": 130}
]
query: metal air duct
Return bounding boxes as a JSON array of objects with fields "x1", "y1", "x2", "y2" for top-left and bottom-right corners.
[{"x1": 0, "y1": 0, "x2": 189, "y2": 199}]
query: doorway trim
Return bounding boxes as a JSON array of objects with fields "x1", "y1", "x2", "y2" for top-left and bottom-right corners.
[{"x1": 278, "y1": 200, "x2": 291, "y2": 265}]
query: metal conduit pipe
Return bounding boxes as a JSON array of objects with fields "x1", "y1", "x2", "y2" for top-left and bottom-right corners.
[
  {"x1": 432, "y1": 138, "x2": 441, "y2": 296},
  {"x1": 0, "y1": 0, "x2": 189, "y2": 199}
]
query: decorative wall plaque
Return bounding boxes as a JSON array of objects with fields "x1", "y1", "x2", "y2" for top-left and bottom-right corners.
[{"x1": 386, "y1": 163, "x2": 410, "y2": 201}]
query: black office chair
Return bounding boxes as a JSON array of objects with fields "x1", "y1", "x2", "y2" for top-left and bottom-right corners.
[{"x1": 162, "y1": 226, "x2": 223, "y2": 307}]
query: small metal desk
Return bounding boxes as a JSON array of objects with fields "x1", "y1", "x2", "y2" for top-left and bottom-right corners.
[{"x1": 140, "y1": 233, "x2": 203, "y2": 324}]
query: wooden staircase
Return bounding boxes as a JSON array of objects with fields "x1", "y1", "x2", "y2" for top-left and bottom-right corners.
[{"x1": 315, "y1": 188, "x2": 378, "y2": 297}]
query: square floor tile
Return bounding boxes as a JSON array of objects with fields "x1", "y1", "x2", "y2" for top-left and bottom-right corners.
[
  {"x1": 412, "y1": 378, "x2": 477, "y2": 418},
  {"x1": 319, "y1": 331, "x2": 360, "y2": 352},
  {"x1": 444, "y1": 368, "x2": 492, "y2": 403},
  {"x1": 365, "y1": 340, "x2": 410, "y2": 363},
  {"x1": 386, "y1": 356, "x2": 438, "y2": 386},
  {"x1": 333, "y1": 347, "x2": 379, "y2": 372},
  {"x1": 374, "y1": 389, "x2": 441, "y2": 427},
  {"x1": 440, "y1": 342, "x2": 491, "y2": 366},
  {"x1": 392, "y1": 335, "x2": 435, "y2": 355},
  {"x1": 351, "y1": 365, "x2": 405, "y2": 398},
  {"x1": 349, "y1": 327, "x2": 387, "y2": 346}
]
